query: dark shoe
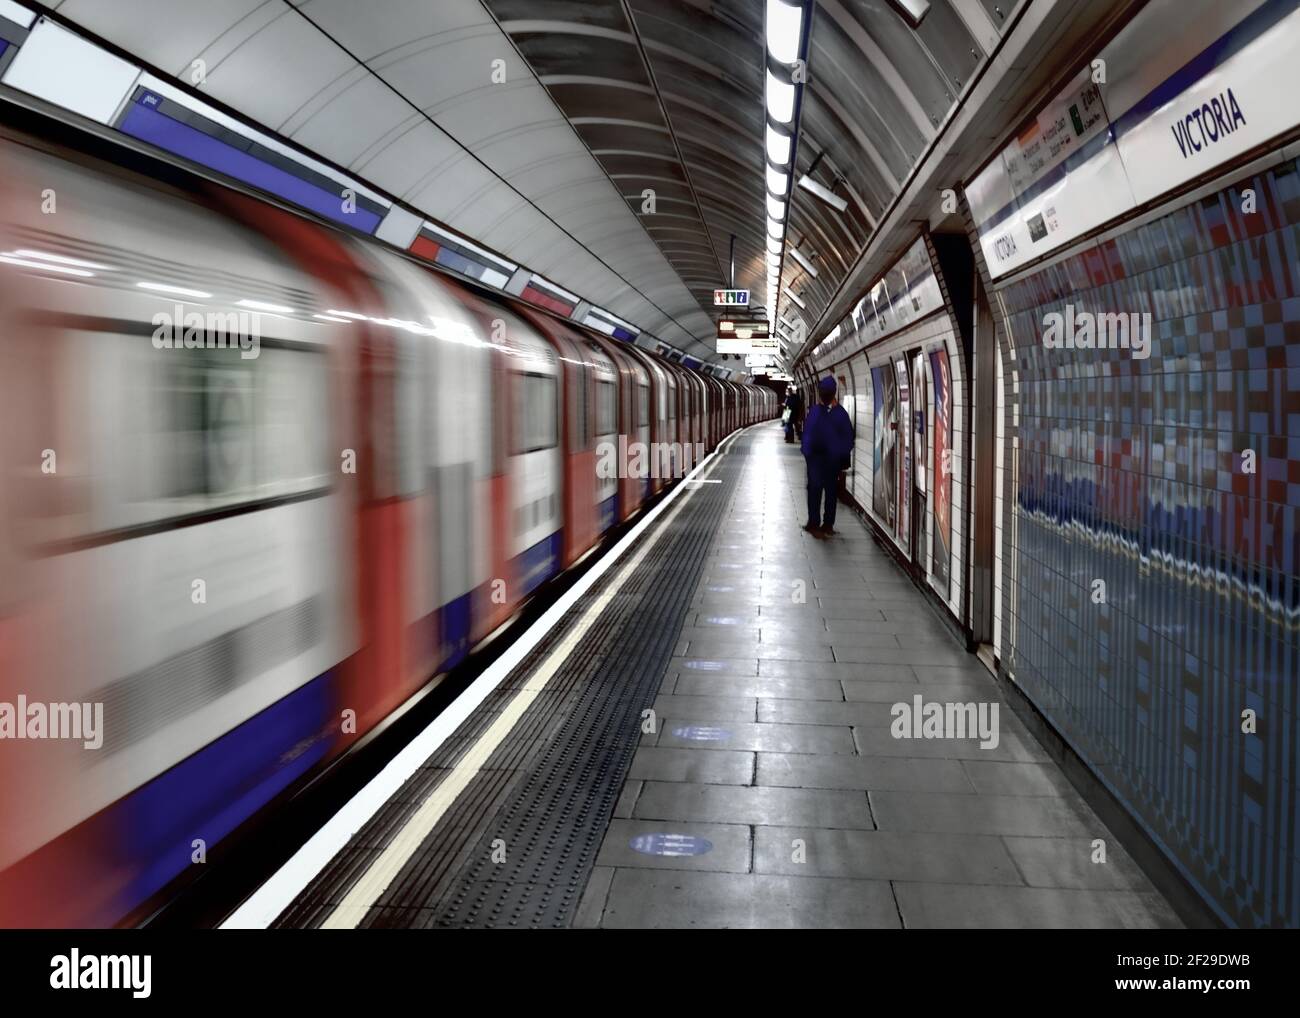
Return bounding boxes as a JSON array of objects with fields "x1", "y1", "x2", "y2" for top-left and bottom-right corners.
[
  {"x1": 819, "y1": 525, "x2": 836, "y2": 536},
  {"x1": 802, "y1": 523, "x2": 823, "y2": 536}
]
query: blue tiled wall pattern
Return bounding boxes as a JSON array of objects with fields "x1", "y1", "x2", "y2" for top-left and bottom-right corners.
[{"x1": 995, "y1": 154, "x2": 1300, "y2": 928}]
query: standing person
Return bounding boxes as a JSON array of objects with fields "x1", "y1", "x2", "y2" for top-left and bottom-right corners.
[
  {"x1": 782, "y1": 389, "x2": 798, "y2": 443},
  {"x1": 801, "y1": 376, "x2": 854, "y2": 537},
  {"x1": 791, "y1": 387, "x2": 805, "y2": 441}
]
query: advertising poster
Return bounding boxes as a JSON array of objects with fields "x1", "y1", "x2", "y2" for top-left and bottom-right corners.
[
  {"x1": 894, "y1": 359, "x2": 910, "y2": 547},
  {"x1": 929, "y1": 348, "x2": 952, "y2": 596},
  {"x1": 872, "y1": 366, "x2": 896, "y2": 529}
]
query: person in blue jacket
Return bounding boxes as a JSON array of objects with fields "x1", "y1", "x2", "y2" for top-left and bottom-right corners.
[{"x1": 801, "y1": 376, "x2": 854, "y2": 537}]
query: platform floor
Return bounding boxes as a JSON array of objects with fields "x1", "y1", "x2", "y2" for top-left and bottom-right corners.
[
  {"x1": 578, "y1": 425, "x2": 1179, "y2": 929},
  {"x1": 264, "y1": 423, "x2": 1181, "y2": 929}
]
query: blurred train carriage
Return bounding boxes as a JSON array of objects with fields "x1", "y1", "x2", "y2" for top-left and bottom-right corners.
[{"x1": 0, "y1": 125, "x2": 775, "y2": 926}]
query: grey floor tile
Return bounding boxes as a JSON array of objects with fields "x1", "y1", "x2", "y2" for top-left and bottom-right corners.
[
  {"x1": 759, "y1": 699, "x2": 898, "y2": 726},
  {"x1": 596, "y1": 819, "x2": 751, "y2": 874},
  {"x1": 756, "y1": 752, "x2": 974, "y2": 794},
  {"x1": 910, "y1": 664, "x2": 996, "y2": 683},
  {"x1": 760, "y1": 624, "x2": 834, "y2": 644},
  {"x1": 759, "y1": 659, "x2": 894, "y2": 680},
  {"x1": 677, "y1": 625, "x2": 762, "y2": 643},
  {"x1": 682, "y1": 638, "x2": 768, "y2": 658},
  {"x1": 817, "y1": 604, "x2": 888, "y2": 621},
  {"x1": 892, "y1": 882, "x2": 1181, "y2": 929},
  {"x1": 844, "y1": 680, "x2": 1006, "y2": 704},
  {"x1": 674, "y1": 674, "x2": 844, "y2": 700},
  {"x1": 961, "y1": 759, "x2": 1075, "y2": 796},
  {"x1": 1002, "y1": 836, "x2": 1160, "y2": 891},
  {"x1": 852, "y1": 724, "x2": 1052, "y2": 763},
  {"x1": 657, "y1": 720, "x2": 857, "y2": 754},
  {"x1": 600, "y1": 870, "x2": 901, "y2": 929},
  {"x1": 753, "y1": 827, "x2": 1023, "y2": 884},
  {"x1": 652, "y1": 693, "x2": 758, "y2": 723},
  {"x1": 633, "y1": 781, "x2": 874, "y2": 829},
  {"x1": 869, "y1": 790, "x2": 1098, "y2": 837},
  {"x1": 629, "y1": 747, "x2": 755, "y2": 785},
  {"x1": 691, "y1": 614, "x2": 761, "y2": 628},
  {"x1": 668, "y1": 656, "x2": 760, "y2": 676},
  {"x1": 823, "y1": 617, "x2": 945, "y2": 635},
  {"x1": 613, "y1": 780, "x2": 642, "y2": 819},
  {"x1": 819, "y1": 632, "x2": 904, "y2": 649},
  {"x1": 572, "y1": 866, "x2": 615, "y2": 929},
  {"x1": 832, "y1": 644, "x2": 973, "y2": 666},
  {"x1": 746, "y1": 640, "x2": 837, "y2": 661}
]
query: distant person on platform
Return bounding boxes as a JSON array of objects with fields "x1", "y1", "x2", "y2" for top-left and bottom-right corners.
[
  {"x1": 790, "y1": 386, "x2": 805, "y2": 441},
  {"x1": 801, "y1": 376, "x2": 854, "y2": 537},
  {"x1": 783, "y1": 389, "x2": 799, "y2": 443}
]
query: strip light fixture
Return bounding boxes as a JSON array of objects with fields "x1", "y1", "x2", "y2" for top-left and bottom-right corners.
[{"x1": 762, "y1": 0, "x2": 810, "y2": 360}]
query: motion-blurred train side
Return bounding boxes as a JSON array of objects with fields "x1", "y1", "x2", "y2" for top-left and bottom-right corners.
[{"x1": 0, "y1": 126, "x2": 774, "y2": 927}]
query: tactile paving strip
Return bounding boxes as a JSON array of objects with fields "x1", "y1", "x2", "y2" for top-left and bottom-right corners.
[{"x1": 273, "y1": 432, "x2": 748, "y2": 929}]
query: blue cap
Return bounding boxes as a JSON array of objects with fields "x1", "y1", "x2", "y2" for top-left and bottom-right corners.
[{"x1": 818, "y1": 376, "x2": 837, "y2": 395}]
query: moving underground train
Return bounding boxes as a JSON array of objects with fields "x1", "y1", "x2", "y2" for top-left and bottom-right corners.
[{"x1": 0, "y1": 123, "x2": 775, "y2": 927}]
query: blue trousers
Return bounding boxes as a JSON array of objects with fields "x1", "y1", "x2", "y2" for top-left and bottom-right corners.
[{"x1": 806, "y1": 469, "x2": 838, "y2": 529}]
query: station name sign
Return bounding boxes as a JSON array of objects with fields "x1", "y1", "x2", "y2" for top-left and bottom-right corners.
[{"x1": 713, "y1": 289, "x2": 750, "y2": 307}]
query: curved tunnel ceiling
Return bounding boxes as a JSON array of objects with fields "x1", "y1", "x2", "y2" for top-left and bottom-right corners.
[{"x1": 44, "y1": 0, "x2": 1014, "y2": 366}]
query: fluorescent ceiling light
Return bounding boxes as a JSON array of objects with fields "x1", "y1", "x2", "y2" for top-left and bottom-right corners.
[
  {"x1": 766, "y1": 236, "x2": 782, "y2": 255},
  {"x1": 766, "y1": 69, "x2": 795, "y2": 125},
  {"x1": 767, "y1": 195, "x2": 786, "y2": 221},
  {"x1": 784, "y1": 286, "x2": 806, "y2": 309},
  {"x1": 797, "y1": 174, "x2": 848, "y2": 213},
  {"x1": 766, "y1": 251, "x2": 782, "y2": 266},
  {"x1": 237, "y1": 299, "x2": 295, "y2": 314},
  {"x1": 766, "y1": 164, "x2": 789, "y2": 196},
  {"x1": 137, "y1": 281, "x2": 212, "y2": 298},
  {"x1": 766, "y1": 0, "x2": 804, "y2": 65},
  {"x1": 789, "y1": 246, "x2": 819, "y2": 278},
  {"x1": 0, "y1": 253, "x2": 95, "y2": 277},
  {"x1": 887, "y1": 0, "x2": 931, "y2": 30},
  {"x1": 765, "y1": 123, "x2": 792, "y2": 166},
  {"x1": 766, "y1": 218, "x2": 784, "y2": 240}
]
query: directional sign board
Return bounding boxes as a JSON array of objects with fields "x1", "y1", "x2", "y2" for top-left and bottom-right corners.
[{"x1": 713, "y1": 289, "x2": 750, "y2": 307}]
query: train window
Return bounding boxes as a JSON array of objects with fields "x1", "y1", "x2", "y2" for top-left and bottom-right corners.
[
  {"x1": 14, "y1": 325, "x2": 334, "y2": 551},
  {"x1": 162, "y1": 355, "x2": 257, "y2": 501},
  {"x1": 637, "y1": 383, "x2": 649, "y2": 429},
  {"x1": 514, "y1": 371, "x2": 557, "y2": 454},
  {"x1": 596, "y1": 379, "x2": 616, "y2": 436},
  {"x1": 257, "y1": 347, "x2": 330, "y2": 494}
]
